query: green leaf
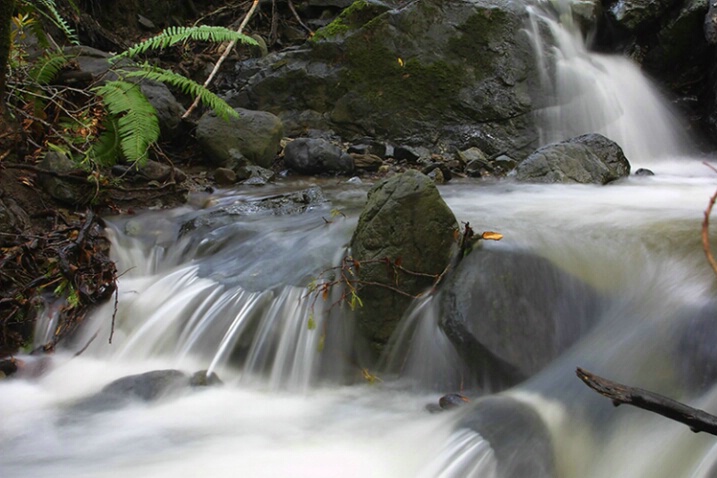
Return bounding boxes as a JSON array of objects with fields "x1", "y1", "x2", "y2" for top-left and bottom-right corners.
[
  {"x1": 123, "y1": 64, "x2": 240, "y2": 121},
  {"x1": 114, "y1": 25, "x2": 258, "y2": 60},
  {"x1": 92, "y1": 81, "x2": 160, "y2": 165},
  {"x1": 88, "y1": 116, "x2": 121, "y2": 167},
  {"x1": 33, "y1": 0, "x2": 79, "y2": 44},
  {"x1": 307, "y1": 314, "x2": 316, "y2": 330},
  {"x1": 28, "y1": 52, "x2": 69, "y2": 84}
]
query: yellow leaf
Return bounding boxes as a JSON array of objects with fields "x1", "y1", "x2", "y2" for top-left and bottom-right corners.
[
  {"x1": 397, "y1": 57, "x2": 404, "y2": 67},
  {"x1": 481, "y1": 231, "x2": 503, "y2": 241}
]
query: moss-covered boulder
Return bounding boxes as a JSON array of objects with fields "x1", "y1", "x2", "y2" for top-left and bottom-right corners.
[
  {"x1": 196, "y1": 107, "x2": 283, "y2": 168},
  {"x1": 350, "y1": 170, "x2": 458, "y2": 351},
  {"x1": 230, "y1": 0, "x2": 545, "y2": 159}
]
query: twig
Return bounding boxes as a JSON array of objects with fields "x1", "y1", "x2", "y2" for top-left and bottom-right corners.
[
  {"x1": 109, "y1": 282, "x2": 119, "y2": 344},
  {"x1": 182, "y1": 0, "x2": 260, "y2": 119},
  {"x1": 702, "y1": 162, "x2": 717, "y2": 278},
  {"x1": 576, "y1": 367, "x2": 717, "y2": 436},
  {"x1": 287, "y1": 0, "x2": 313, "y2": 34}
]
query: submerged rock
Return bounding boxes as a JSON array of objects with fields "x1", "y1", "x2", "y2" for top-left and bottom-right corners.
[
  {"x1": 512, "y1": 133, "x2": 630, "y2": 184},
  {"x1": 439, "y1": 247, "x2": 603, "y2": 389},
  {"x1": 64, "y1": 369, "x2": 223, "y2": 418},
  {"x1": 458, "y1": 396, "x2": 556, "y2": 478},
  {"x1": 350, "y1": 170, "x2": 458, "y2": 351}
]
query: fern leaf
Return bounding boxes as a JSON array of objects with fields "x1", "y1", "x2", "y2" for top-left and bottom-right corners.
[
  {"x1": 114, "y1": 25, "x2": 258, "y2": 60},
  {"x1": 124, "y1": 64, "x2": 240, "y2": 120},
  {"x1": 93, "y1": 81, "x2": 160, "y2": 165},
  {"x1": 29, "y1": 52, "x2": 69, "y2": 85},
  {"x1": 34, "y1": 0, "x2": 79, "y2": 45},
  {"x1": 88, "y1": 116, "x2": 121, "y2": 167}
]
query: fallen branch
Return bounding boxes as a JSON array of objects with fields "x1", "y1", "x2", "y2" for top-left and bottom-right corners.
[
  {"x1": 182, "y1": 0, "x2": 260, "y2": 119},
  {"x1": 576, "y1": 367, "x2": 717, "y2": 436}
]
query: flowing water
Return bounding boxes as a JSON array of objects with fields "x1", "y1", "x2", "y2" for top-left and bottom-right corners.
[{"x1": 3, "y1": 3, "x2": 717, "y2": 478}]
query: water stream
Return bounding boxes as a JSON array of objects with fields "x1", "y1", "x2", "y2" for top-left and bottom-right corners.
[{"x1": 2, "y1": 2, "x2": 717, "y2": 478}]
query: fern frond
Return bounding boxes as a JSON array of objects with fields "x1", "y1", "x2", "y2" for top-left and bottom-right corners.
[
  {"x1": 124, "y1": 64, "x2": 240, "y2": 120},
  {"x1": 29, "y1": 52, "x2": 69, "y2": 85},
  {"x1": 114, "y1": 25, "x2": 258, "y2": 59},
  {"x1": 34, "y1": 0, "x2": 79, "y2": 45},
  {"x1": 88, "y1": 116, "x2": 121, "y2": 167},
  {"x1": 93, "y1": 81, "x2": 160, "y2": 165}
]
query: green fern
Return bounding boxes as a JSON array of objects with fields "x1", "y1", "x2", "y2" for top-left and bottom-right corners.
[
  {"x1": 92, "y1": 81, "x2": 160, "y2": 165},
  {"x1": 88, "y1": 116, "x2": 121, "y2": 167},
  {"x1": 114, "y1": 25, "x2": 258, "y2": 60},
  {"x1": 28, "y1": 52, "x2": 69, "y2": 84},
  {"x1": 31, "y1": 0, "x2": 79, "y2": 45},
  {"x1": 123, "y1": 64, "x2": 240, "y2": 121}
]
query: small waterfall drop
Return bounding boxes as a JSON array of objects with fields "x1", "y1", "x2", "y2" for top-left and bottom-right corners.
[{"x1": 526, "y1": 0, "x2": 692, "y2": 163}]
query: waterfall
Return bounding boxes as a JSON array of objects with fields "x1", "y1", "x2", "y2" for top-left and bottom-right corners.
[
  {"x1": 3, "y1": 1, "x2": 717, "y2": 478},
  {"x1": 526, "y1": 0, "x2": 692, "y2": 164}
]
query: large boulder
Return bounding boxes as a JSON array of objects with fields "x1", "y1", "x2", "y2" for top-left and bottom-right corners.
[
  {"x1": 350, "y1": 170, "x2": 458, "y2": 350},
  {"x1": 512, "y1": 133, "x2": 630, "y2": 184},
  {"x1": 439, "y1": 247, "x2": 602, "y2": 389},
  {"x1": 227, "y1": 0, "x2": 546, "y2": 159},
  {"x1": 196, "y1": 107, "x2": 284, "y2": 168}
]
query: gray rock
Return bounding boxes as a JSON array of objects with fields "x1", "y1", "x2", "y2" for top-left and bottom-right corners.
[
  {"x1": 38, "y1": 152, "x2": 92, "y2": 206},
  {"x1": 180, "y1": 186, "x2": 329, "y2": 236},
  {"x1": 214, "y1": 167, "x2": 238, "y2": 185},
  {"x1": 139, "y1": 80, "x2": 185, "y2": 139},
  {"x1": 283, "y1": 138, "x2": 354, "y2": 174},
  {"x1": 101, "y1": 369, "x2": 190, "y2": 401},
  {"x1": 350, "y1": 170, "x2": 458, "y2": 350},
  {"x1": 0, "y1": 196, "x2": 29, "y2": 244},
  {"x1": 63, "y1": 369, "x2": 222, "y2": 419},
  {"x1": 607, "y1": 0, "x2": 680, "y2": 31},
  {"x1": 351, "y1": 153, "x2": 383, "y2": 171},
  {"x1": 237, "y1": 165, "x2": 276, "y2": 184},
  {"x1": 439, "y1": 247, "x2": 602, "y2": 388},
  {"x1": 196, "y1": 108, "x2": 284, "y2": 168},
  {"x1": 458, "y1": 396, "x2": 555, "y2": 478},
  {"x1": 230, "y1": 0, "x2": 545, "y2": 159},
  {"x1": 513, "y1": 133, "x2": 630, "y2": 184}
]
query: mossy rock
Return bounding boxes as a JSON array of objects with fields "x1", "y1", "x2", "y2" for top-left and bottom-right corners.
[
  {"x1": 232, "y1": 0, "x2": 545, "y2": 158},
  {"x1": 350, "y1": 170, "x2": 458, "y2": 350}
]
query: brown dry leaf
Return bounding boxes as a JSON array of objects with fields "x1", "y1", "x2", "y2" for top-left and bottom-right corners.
[
  {"x1": 19, "y1": 176, "x2": 34, "y2": 188},
  {"x1": 481, "y1": 231, "x2": 503, "y2": 241}
]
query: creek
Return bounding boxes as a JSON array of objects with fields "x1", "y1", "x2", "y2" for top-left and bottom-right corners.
[{"x1": 2, "y1": 2, "x2": 717, "y2": 477}]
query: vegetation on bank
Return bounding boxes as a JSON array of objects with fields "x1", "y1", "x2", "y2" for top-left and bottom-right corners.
[{"x1": 0, "y1": 0, "x2": 258, "y2": 356}]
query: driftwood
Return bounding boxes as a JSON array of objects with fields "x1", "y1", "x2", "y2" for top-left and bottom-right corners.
[{"x1": 576, "y1": 367, "x2": 717, "y2": 436}]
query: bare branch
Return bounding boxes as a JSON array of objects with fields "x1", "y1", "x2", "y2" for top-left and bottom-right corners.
[{"x1": 576, "y1": 367, "x2": 717, "y2": 436}]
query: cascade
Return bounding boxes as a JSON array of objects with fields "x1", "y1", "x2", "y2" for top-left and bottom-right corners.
[
  {"x1": 526, "y1": 0, "x2": 692, "y2": 164},
  {"x1": 2, "y1": 2, "x2": 717, "y2": 478}
]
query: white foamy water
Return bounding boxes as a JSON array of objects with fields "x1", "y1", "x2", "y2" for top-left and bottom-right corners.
[{"x1": 3, "y1": 0, "x2": 717, "y2": 475}]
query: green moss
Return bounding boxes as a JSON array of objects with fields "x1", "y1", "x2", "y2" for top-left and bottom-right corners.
[
  {"x1": 311, "y1": 0, "x2": 386, "y2": 42},
  {"x1": 448, "y1": 9, "x2": 515, "y2": 75},
  {"x1": 342, "y1": 37, "x2": 463, "y2": 114}
]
